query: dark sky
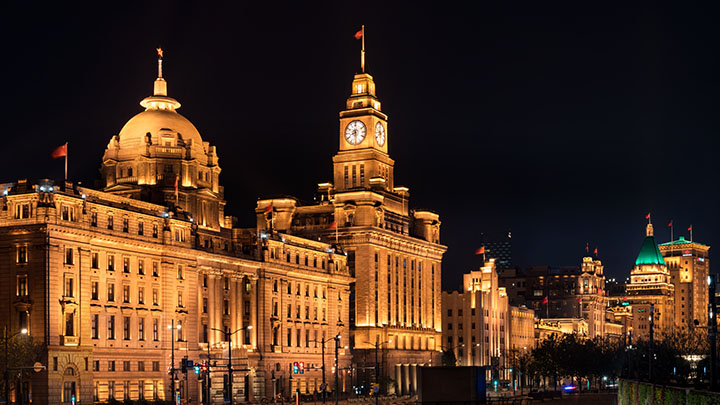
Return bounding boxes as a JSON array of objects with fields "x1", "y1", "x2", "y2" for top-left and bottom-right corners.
[{"x1": 1, "y1": 3, "x2": 719, "y2": 289}]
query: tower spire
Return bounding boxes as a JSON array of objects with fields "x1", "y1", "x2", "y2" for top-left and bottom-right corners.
[
  {"x1": 153, "y1": 47, "x2": 167, "y2": 96},
  {"x1": 156, "y1": 47, "x2": 163, "y2": 78}
]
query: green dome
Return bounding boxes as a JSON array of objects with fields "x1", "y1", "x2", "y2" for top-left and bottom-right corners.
[{"x1": 635, "y1": 235, "x2": 666, "y2": 266}]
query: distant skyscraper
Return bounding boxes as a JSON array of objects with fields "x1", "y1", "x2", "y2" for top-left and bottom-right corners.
[{"x1": 482, "y1": 231, "x2": 512, "y2": 270}]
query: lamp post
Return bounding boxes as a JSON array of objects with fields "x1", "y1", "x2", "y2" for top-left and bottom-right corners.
[
  {"x1": 309, "y1": 336, "x2": 337, "y2": 405},
  {"x1": 168, "y1": 321, "x2": 182, "y2": 404},
  {"x1": 364, "y1": 340, "x2": 391, "y2": 405},
  {"x1": 212, "y1": 326, "x2": 252, "y2": 405},
  {"x1": 334, "y1": 335, "x2": 341, "y2": 405},
  {"x1": 4, "y1": 327, "x2": 27, "y2": 403}
]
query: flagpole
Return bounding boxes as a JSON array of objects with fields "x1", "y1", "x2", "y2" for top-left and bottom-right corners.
[
  {"x1": 361, "y1": 25, "x2": 365, "y2": 73},
  {"x1": 64, "y1": 142, "x2": 68, "y2": 181}
]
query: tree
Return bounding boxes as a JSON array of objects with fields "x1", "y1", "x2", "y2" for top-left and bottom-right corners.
[
  {"x1": 441, "y1": 349, "x2": 457, "y2": 367},
  {"x1": 1, "y1": 333, "x2": 45, "y2": 401}
]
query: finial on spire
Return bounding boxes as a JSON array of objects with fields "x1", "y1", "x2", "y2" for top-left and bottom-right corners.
[
  {"x1": 156, "y1": 47, "x2": 164, "y2": 79},
  {"x1": 152, "y1": 47, "x2": 168, "y2": 96},
  {"x1": 354, "y1": 26, "x2": 365, "y2": 72}
]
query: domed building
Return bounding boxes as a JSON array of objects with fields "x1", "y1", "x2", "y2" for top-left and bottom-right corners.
[
  {"x1": 101, "y1": 53, "x2": 225, "y2": 230},
  {"x1": 626, "y1": 219, "x2": 675, "y2": 339}
]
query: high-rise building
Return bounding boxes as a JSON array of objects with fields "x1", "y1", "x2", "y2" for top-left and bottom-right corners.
[
  {"x1": 442, "y1": 259, "x2": 534, "y2": 382},
  {"x1": 255, "y1": 68, "x2": 446, "y2": 396},
  {"x1": 659, "y1": 236, "x2": 710, "y2": 328},
  {"x1": 0, "y1": 53, "x2": 355, "y2": 404},
  {"x1": 482, "y1": 232, "x2": 513, "y2": 270},
  {"x1": 626, "y1": 221, "x2": 675, "y2": 339}
]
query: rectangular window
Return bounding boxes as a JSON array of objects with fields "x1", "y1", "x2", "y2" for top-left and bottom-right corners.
[
  {"x1": 177, "y1": 265, "x2": 183, "y2": 280},
  {"x1": 108, "y1": 255, "x2": 115, "y2": 271},
  {"x1": 138, "y1": 259, "x2": 144, "y2": 275},
  {"x1": 123, "y1": 285, "x2": 130, "y2": 303},
  {"x1": 91, "y1": 314, "x2": 98, "y2": 339},
  {"x1": 123, "y1": 257, "x2": 130, "y2": 273},
  {"x1": 64, "y1": 276, "x2": 74, "y2": 298},
  {"x1": 122, "y1": 218, "x2": 129, "y2": 233},
  {"x1": 178, "y1": 291, "x2": 183, "y2": 308},
  {"x1": 138, "y1": 287, "x2": 144, "y2": 305},
  {"x1": 138, "y1": 317, "x2": 145, "y2": 341},
  {"x1": 91, "y1": 281, "x2": 98, "y2": 300},
  {"x1": 177, "y1": 320, "x2": 184, "y2": 341},
  {"x1": 17, "y1": 275, "x2": 28, "y2": 296},
  {"x1": 64, "y1": 247, "x2": 74, "y2": 265},
  {"x1": 203, "y1": 298, "x2": 208, "y2": 313},
  {"x1": 16, "y1": 246, "x2": 27, "y2": 264},
  {"x1": 152, "y1": 223, "x2": 158, "y2": 238},
  {"x1": 138, "y1": 361, "x2": 145, "y2": 371},
  {"x1": 153, "y1": 318, "x2": 159, "y2": 341},
  {"x1": 123, "y1": 361, "x2": 130, "y2": 371},
  {"x1": 107, "y1": 215, "x2": 114, "y2": 230},
  {"x1": 152, "y1": 262, "x2": 158, "y2": 277},
  {"x1": 152, "y1": 288, "x2": 158, "y2": 305},
  {"x1": 287, "y1": 328, "x2": 293, "y2": 346},
  {"x1": 108, "y1": 315, "x2": 115, "y2": 339},
  {"x1": 93, "y1": 360, "x2": 99, "y2": 372},
  {"x1": 138, "y1": 221, "x2": 144, "y2": 236},
  {"x1": 91, "y1": 252, "x2": 99, "y2": 269},
  {"x1": 107, "y1": 283, "x2": 115, "y2": 302},
  {"x1": 90, "y1": 211, "x2": 97, "y2": 226},
  {"x1": 152, "y1": 361, "x2": 160, "y2": 372}
]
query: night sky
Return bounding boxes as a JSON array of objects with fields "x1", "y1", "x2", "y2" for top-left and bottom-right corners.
[{"x1": 1, "y1": 3, "x2": 719, "y2": 289}]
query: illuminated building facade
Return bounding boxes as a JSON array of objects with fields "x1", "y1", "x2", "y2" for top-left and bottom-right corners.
[
  {"x1": 659, "y1": 236, "x2": 710, "y2": 328},
  {"x1": 256, "y1": 70, "x2": 446, "y2": 395},
  {"x1": 0, "y1": 56, "x2": 353, "y2": 404},
  {"x1": 442, "y1": 260, "x2": 534, "y2": 382},
  {"x1": 626, "y1": 222, "x2": 675, "y2": 339},
  {"x1": 498, "y1": 253, "x2": 606, "y2": 338}
]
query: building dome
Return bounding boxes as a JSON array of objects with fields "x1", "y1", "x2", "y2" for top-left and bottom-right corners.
[
  {"x1": 101, "y1": 50, "x2": 223, "y2": 230},
  {"x1": 117, "y1": 108, "x2": 206, "y2": 158}
]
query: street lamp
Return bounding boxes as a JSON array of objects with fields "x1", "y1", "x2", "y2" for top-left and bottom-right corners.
[
  {"x1": 334, "y1": 335, "x2": 341, "y2": 405},
  {"x1": 309, "y1": 336, "x2": 339, "y2": 405},
  {"x1": 211, "y1": 325, "x2": 252, "y2": 405},
  {"x1": 363, "y1": 340, "x2": 391, "y2": 405},
  {"x1": 4, "y1": 327, "x2": 27, "y2": 403},
  {"x1": 168, "y1": 321, "x2": 181, "y2": 404}
]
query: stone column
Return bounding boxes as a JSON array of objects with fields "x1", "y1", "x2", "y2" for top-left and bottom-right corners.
[
  {"x1": 208, "y1": 275, "x2": 217, "y2": 344},
  {"x1": 236, "y1": 276, "x2": 243, "y2": 345},
  {"x1": 409, "y1": 364, "x2": 417, "y2": 395},
  {"x1": 395, "y1": 365, "x2": 401, "y2": 395},
  {"x1": 251, "y1": 278, "x2": 258, "y2": 348}
]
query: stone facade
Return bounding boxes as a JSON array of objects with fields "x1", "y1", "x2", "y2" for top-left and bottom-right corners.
[
  {"x1": 252, "y1": 71, "x2": 447, "y2": 396},
  {"x1": 0, "y1": 54, "x2": 355, "y2": 404}
]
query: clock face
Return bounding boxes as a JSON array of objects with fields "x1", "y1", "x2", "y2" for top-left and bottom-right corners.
[
  {"x1": 375, "y1": 122, "x2": 386, "y2": 146},
  {"x1": 344, "y1": 120, "x2": 366, "y2": 145}
]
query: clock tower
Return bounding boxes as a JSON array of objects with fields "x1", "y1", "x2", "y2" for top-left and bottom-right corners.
[{"x1": 333, "y1": 73, "x2": 394, "y2": 191}]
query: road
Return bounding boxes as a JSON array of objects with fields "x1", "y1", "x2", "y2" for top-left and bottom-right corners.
[{"x1": 541, "y1": 393, "x2": 617, "y2": 405}]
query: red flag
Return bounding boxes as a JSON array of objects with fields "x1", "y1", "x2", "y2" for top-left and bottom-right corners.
[
  {"x1": 593, "y1": 247, "x2": 598, "y2": 256},
  {"x1": 622, "y1": 296, "x2": 627, "y2": 302},
  {"x1": 264, "y1": 203, "x2": 273, "y2": 213},
  {"x1": 52, "y1": 143, "x2": 67, "y2": 159},
  {"x1": 542, "y1": 296, "x2": 548, "y2": 305},
  {"x1": 688, "y1": 225, "x2": 693, "y2": 231},
  {"x1": 578, "y1": 297, "x2": 582, "y2": 303},
  {"x1": 668, "y1": 220, "x2": 673, "y2": 227},
  {"x1": 645, "y1": 213, "x2": 650, "y2": 220},
  {"x1": 328, "y1": 220, "x2": 337, "y2": 230},
  {"x1": 585, "y1": 242, "x2": 589, "y2": 253},
  {"x1": 475, "y1": 246, "x2": 485, "y2": 255},
  {"x1": 354, "y1": 30, "x2": 363, "y2": 40}
]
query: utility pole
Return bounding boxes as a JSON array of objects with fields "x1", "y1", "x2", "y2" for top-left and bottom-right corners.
[{"x1": 709, "y1": 274, "x2": 718, "y2": 391}]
